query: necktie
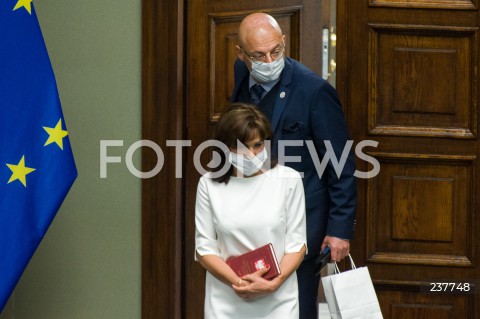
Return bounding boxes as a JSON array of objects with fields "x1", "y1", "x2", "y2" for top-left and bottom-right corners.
[{"x1": 250, "y1": 84, "x2": 265, "y2": 105}]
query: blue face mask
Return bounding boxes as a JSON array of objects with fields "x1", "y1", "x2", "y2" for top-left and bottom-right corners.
[
  {"x1": 228, "y1": 148, "x2": 268, "y2": 177},
  {"x1": 250, "y1": 54, "x2": 285, "y2": 83}
]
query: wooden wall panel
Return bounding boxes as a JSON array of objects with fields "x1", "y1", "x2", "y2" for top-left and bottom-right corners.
[
  {"x1": 391, "y1": 177, "x2": 454, "y2": 242},
  {"x1": 366, "y1": 153, "x2": 476, "y2": 267},
  {"x1": 340, "y1": 2, "x2": 480, "y2": 316},
  {"x1": 369, "y1": 0, "x2": 477, "y2": 10},
  {"x1": 142, "y1": 0, "x2": 184, "y2": 318},
  {"x1": 368, "y1": 24, "x2": 478, "y2": 138},
  {"x1": 375, "y1": 287, "x2": 474, "y2": 319},
  {"x1": 392, "y1": 304, "x2": 452, "y2": 319}
]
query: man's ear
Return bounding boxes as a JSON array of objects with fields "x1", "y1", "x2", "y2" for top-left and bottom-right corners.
[{"x1": 235, "y1": 45, "x2": 245, "y2": 61}]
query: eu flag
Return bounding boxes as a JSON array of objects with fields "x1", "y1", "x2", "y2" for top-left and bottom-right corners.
[{"x1": 0, "y1": 0, "x2": 77, "y2": 311}]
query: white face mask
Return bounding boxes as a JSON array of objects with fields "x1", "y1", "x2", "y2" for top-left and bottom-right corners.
[
  {"x1": 250, "y1": 54, "x2": 285, "y2": 83},
  {"x1": 228, "y1": 148, "x2": 268, "y2": 177}
]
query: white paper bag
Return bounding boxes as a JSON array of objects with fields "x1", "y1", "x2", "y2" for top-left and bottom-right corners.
[{"x1": 321, "y1": 255, "x2": 383, "y2": 319}]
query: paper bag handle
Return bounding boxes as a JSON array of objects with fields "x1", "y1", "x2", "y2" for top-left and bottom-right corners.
[{"x1": 333, "y1": 254, "x2": 356, "y2": 274}]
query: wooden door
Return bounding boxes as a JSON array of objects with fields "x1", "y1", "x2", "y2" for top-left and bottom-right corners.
[
  {"x1": 184, "y1": 1, "x2": 329, "y2": 318},
  {"x1": 338, "y1": 0, "x2": 480, "y2": 318}
]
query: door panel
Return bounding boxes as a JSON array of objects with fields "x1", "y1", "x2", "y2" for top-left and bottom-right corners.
[
  {"x1": 368, "y1": 24, "x2": 477, "y2": 138},
  {"x1": 340, "y1": 0, "x2": 479, "y2": 317}
]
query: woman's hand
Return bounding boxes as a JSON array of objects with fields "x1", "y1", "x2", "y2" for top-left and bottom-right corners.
[{"x1": 232, "y1": 266, "x2": 282, "y2": 299}]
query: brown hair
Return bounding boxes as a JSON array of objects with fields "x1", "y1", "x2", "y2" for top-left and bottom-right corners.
[{"x1": 211, "y1": 103, "x2": 276, "y2": 183}]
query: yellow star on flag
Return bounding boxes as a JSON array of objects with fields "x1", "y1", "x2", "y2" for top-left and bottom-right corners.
[
  {"x1": 44, "y1": 119, "x2": 69, "y2": 150},
  {"x1": 7, "y1": 155, "x2": 36, "y2": 187},
  {"x1": 13, "y1": 0, "x2": 33, "y2": 15}
]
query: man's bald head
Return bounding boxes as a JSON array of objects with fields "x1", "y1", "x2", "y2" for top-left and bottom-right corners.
[{"x1": 237, "y1": 13, "x2": 284, "y2": 50}]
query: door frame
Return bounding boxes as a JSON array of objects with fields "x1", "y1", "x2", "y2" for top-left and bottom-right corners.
[{"x1": 142, "y1": 0, "x2": 185, "y2": 318}]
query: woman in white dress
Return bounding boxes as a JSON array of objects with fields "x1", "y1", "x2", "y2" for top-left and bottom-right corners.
[{"x1": 195, "y1": 103, "x2": 307, "y2": 318}]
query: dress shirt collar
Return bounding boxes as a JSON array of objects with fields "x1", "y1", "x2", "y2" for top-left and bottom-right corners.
[{"x1": 248, "y1": 76, "x2": 280, "y2": 94}]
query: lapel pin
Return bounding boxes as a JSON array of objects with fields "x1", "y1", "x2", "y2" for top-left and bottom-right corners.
[{"x1": 280, "y1": 92, "x2": 286, "y2": 98}]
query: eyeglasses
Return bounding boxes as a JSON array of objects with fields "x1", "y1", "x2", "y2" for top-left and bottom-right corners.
[{"x1": 240, "y1": 46, "x2": 285, "y2": 64}]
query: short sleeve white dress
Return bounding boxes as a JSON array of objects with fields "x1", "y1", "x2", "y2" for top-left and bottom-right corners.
[{"x1": 195, "y1": 165, "x2": 307, "y2": 319}]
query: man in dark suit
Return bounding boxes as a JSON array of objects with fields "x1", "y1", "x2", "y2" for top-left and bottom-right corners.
[{"x1": 231, "y1": 13, "x2": 357, "y2": 319}]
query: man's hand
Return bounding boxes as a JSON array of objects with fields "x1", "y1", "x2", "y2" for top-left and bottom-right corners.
[{"x1": 321, "y1": 236, "x2": 350, "y2": 262}]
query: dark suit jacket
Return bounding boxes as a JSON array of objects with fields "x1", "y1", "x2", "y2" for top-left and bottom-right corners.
[{"x1": 232, "y1": 57, "x2": 357, "y2": 256}]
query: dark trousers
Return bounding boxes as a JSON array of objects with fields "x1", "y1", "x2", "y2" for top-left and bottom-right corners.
[{"x1": 297, "y1": 257, "x2": 320, "y2": 319}]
